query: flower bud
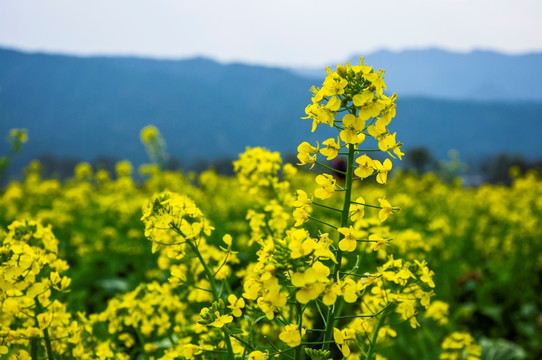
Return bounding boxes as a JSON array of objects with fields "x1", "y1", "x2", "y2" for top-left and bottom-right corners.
[{"x1": 336, "y1": 65, "x2": 347, "y2": 77}]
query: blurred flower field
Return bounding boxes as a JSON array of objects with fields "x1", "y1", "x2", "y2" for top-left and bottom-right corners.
[{"x1": 1, "y1": 61, "x2": 541, "y2": 360}]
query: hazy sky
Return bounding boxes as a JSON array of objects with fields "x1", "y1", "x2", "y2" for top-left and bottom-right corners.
[{"x1": 1, "y1": 0, "x2": 541, "y2": 67}]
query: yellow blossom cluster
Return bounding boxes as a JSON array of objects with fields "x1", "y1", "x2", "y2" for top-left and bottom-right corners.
[
  {"x1": 0, "y1": 220, "x2": 82, "y2": 358},
  {"x1": 440, "y1": 332, "x2": 482, "y2": 360},
  {"x1": 233, "y1": 147, "x2": 283, "y2": 198}
]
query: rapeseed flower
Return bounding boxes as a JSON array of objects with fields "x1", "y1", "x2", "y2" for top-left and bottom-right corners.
[{"x1": 279, "y1": 324, "x2": 305, "y2": 347}]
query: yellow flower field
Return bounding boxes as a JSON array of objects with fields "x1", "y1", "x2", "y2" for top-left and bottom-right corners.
[{"x1": 1, "y1": 60, "x2": 541, "y2": 360}]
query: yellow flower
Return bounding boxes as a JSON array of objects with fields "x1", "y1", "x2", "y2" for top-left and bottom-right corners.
[
  {"x1": 293, "y1": 207, "x2": 310, "y2": 227},
  {"x1": 338, "y1": 226, "x2": 357, "y2": 252},
  {"x1": 314, "y1": 174, "x2": 336, "y2": 200},
  {"x1": 291, "y1": 190, "x2": 312, "y2": 208},
  {"x1": 396, "y1": 300, "x2": 419, "y2": 328},
  {"x1": 349, "y1": 196, "x2": 365, "y2": 221},
  {"x1": 352, "y1": 89, "x2": 375, "y2": 107},
  {"x1": 223, "y1": 234, "x2": 233, "y2": 247},
  {"x1": 322, "y1": 282, "x2": 340, "y2": 306},
  {"x1": 369, "y1": 234, "x2": 389, "y2": 252},
  {"x1": 365, "y1": 70, "x2": 387, "y2": 96},
  {"x1": 291, "y1": 261, "x2": 330, "y2": 303},
  {"x1": 288, "y1": 229, "x2": 317, "y2": 258},
  {"x1": 227, "y1": 294, "x2": 245, "y2": 317},
  {"x1": 209, "y1": 312, "x2": 233, "y2": 328},
  {"x1": 115, "y1": 160, "x2": 133, "y2": 177},
  {"x1": 74, "y1": 162, "x2": 93, "y2": 180},
  {"x1": 378, "y1": 198, "x2": 394, "y2": 222},
  {"x1": 140, "y1": 125, "x2": 159, "y2": 143},
  {"x1": 425, "y1": 300, "x2": 449, "y2": 326},
  {"x1": 374, "y1": 158, "x2": 392, "y2": 184},
  {"x1": 367, "y1": 123, "x2": 389, "y2": 142},
  {"x1": 339, "y1": 278, "x2": 358, "y2": 303},
  {"x1": 303, "y1": 98, "x2": 339, "y2": 132},
  {"x1": 378, "y1": 132, "x2": 404, "y2": 160},
  {"x1": 322, "y1": 73, "x2": 348, "y2": 96},
  {"x1": 279, "y1": 324, "x2": 305, "y2": 347},
  {"x1": 297, "y1": 142, "x2": 319, "y2": 168},
  {"x1": 358, "y1": 99, "x2": 386, "y2": 120},
  {"x1": 416, "y1": 260, "x2": 436, "y2": 288},
  {"x1": 440, "y1": 332, "x2": 482, "y2": 360},
  {"x1": 354, "y1": 154, "x2": 375, "y2": 179},
  {"x1": 9, "y1": 350, "x2": 32, "y2": 360},
  {"x1": 333, "y1": 327, "x2": 352, "y2": 357},
  {"x1": 248, "y1": 350, "x2": 268, "y2": 360},
  {"x1": 9, "y1": 128, "x2": 28, "y2": 143},
  {"x1": 320, "y1": 137, "x2": 341, "y2": 160},
  {"x1": 182, "y1": 344, "x2": 201, "y2": 360},
  {"x1": 326, "y1": 96, "x2": 341, "y2": 112},
  {"x1": 340, "y1": 114, "x2": 366, "y2": 145}
]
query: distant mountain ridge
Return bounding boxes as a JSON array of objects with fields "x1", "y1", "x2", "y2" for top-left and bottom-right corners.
[
  {"x1": 292, "y1": 48, "x2": 542, "y2": 101},
  {"x1": 0, "y1": 47, "x2": 541, "y2": 174}
]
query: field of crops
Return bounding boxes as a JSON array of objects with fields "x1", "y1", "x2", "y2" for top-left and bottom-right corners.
[{"x1": 1, "y1": 61, "x2": 541, "y2": 360}]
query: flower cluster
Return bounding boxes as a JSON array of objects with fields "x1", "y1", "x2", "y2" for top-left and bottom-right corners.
[
  {"x1": 0, "y1": 220, "x2": 78, "y2": 358},
  {"x1": 440, "y1": 332, "x2": 482, "y2": 360},
  {"x1": 233, "y1": 147, "x2": 283, "y2": 198},
  {"x1": 140, "y1": 125, "x2": 168, "y2": 168}
]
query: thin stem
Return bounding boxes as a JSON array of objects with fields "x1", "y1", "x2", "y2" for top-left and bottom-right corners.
[
  {"x1": 351, "y1": 201, "x2": 400, "y2": 211},
  {"x1": 31, "y1": 336, "x2": 39, "y2": 360},
  {"x1": 322, "y1": 143, "x2": 355, "y2": 351},
  {"x1": 365, "y1": 309, "x2": 387, "y2": 360},
  {"x1": 265, "y1": 336, "x2": 281, "y2": 352},
  {"x1": 315, "y1": 161, "x2": 347, "y2": 175},
  {"x1": 35, "y1": 299, "x2": 55, "y2": 360},
  {"x1": 308, "y1": 216, "x2": 338, "y2": 230},
  {"x1": 312, "y1": 202, "x2": 343, "y2": 213},
  {"x1": 314, "y1": 300, "x2": 327, "y2": 327},
  {"x1": 175, "y1": 227, "x2": 234, "y2": 360},
  {"x1": 295, "y1": 302, "x2": 303, "y2": 360},
  {"x1": 225, "y1": 328, "x2": 255, "y2": 351},
  {"x1": 213, "y1": 251, "x2": 231, "y2": 278}
]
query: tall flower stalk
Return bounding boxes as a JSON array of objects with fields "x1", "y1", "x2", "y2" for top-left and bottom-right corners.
[
  {"x1": 293, "y1": 60, "x2": 427, "y2": 359},
  {"x1": 138, "y1": 60, "x2": 438, "y2": 360}
]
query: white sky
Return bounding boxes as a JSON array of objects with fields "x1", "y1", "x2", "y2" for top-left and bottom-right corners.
[{"x1": 1, "y1": 0, "x2": 541, "y2": 67}]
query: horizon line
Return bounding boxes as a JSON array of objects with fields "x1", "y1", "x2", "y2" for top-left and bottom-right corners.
[{"x1": 2, "y1": 44, "x2": 542, "y2": 69}]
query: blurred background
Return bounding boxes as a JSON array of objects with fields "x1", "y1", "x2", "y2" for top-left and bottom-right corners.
[{"x1": 1, "y1": 0, "x2": 541, "y2": 182}]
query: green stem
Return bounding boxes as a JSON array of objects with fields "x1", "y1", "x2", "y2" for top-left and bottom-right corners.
[
  {"x1": 312, "y1": 202, "x2": 343, "y2": 213},
  {"x1": 295, "y1": 303, "x2": 303, "y2": 360},
  {"x1": 42, "y1": 327, "x2": 55, "y2": 360},
  {"x1": 31, "y1": 336, "x2": 38, "y2": 360},
  {"x1": 336, "y1": 302, "x2": 392, "y2": 320},
  {"x1": 224, "y1": 328, "x2": 254, "y2": 351},
  {"x1": 315, "y1": 161, "x2": 347, "y2": 175},
  {"x1": 35, "y1": 299, "x2": 55, "y2": 360},
  {"x1": 134, "y1": 328, "x2": 147, "y2": 356},
  {"x1": 322, "y1": 143, "x2": 355, "y2": 351},
  {"x1": 365, "y1": 305, "x2": 390, "y2": 360},
  {"x1": 308, "y1": 216, "x2": 338, "y2": 229},
  {"x1": 351, "y1": 201, "x2": 400, "y2": 211},
  {"x1": 181, "y1": 232, "x2": 234, "y2": 360}
]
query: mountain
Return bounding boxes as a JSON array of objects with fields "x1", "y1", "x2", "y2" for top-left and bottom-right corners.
[
  {"x1": 292, "y1": 48, "x2": 542, "y2": 101},
  {"x1": 0, "y1": 47, "x2": 541, "y2": 176},
  {"x1": 0, "y1": 48, "x2": 315, "y2": 167}
]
